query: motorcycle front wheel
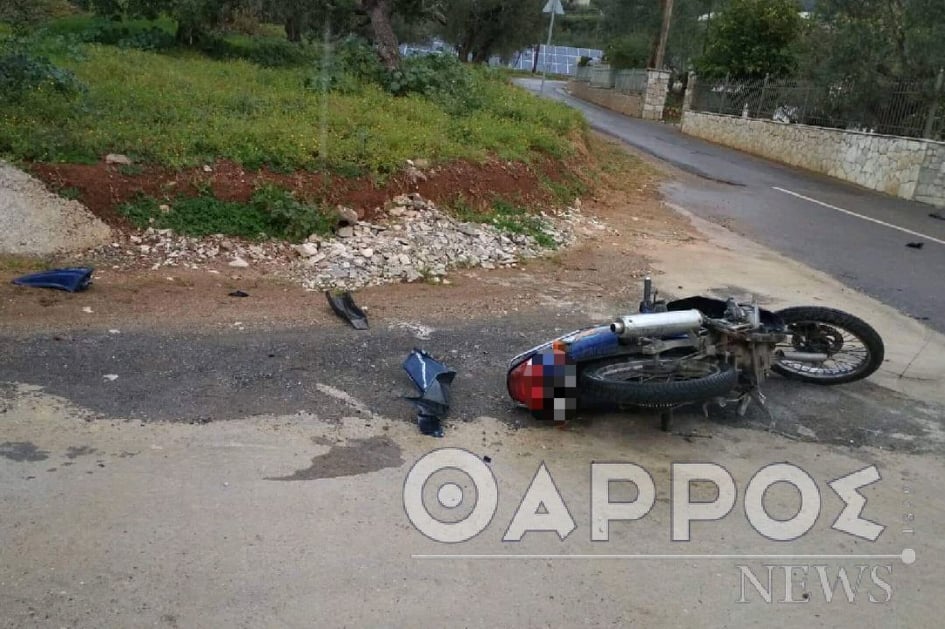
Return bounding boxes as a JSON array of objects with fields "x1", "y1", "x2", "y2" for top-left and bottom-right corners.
[
  {"x1": 579, "y1": 355, "x2": 738, "y2": 407},
  {"x1": 772, "y1": 306, "x2": 884, "y2": 384}
]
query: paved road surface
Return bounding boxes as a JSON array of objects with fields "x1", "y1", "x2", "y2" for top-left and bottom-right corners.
[{"x1": 518, "y1": 79, "x2": 945, "y2": 333}]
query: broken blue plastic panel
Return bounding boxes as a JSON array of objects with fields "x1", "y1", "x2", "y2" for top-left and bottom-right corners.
[
  {"x1": 11, "y1": 267, "x2": 94, "y2": 292},
  {"x1": 403, "y1": 348, "x2": 456, "y2": 438}
]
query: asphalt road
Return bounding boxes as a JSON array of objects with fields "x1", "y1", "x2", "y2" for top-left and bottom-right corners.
[
  {"x1": 2, "y1": 313, "x2": 943, "y2": 453},
  {"x1": 518, "y1": 79, "x2": 945, "y2": 333}
]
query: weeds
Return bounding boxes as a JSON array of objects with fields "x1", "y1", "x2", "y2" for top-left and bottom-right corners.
[
  {"x1": 447, "y1": 197, "x2": 557, "y2": 249},
  {"x1": 118, "y1": 186, "x2": 334, "y2": 242}
]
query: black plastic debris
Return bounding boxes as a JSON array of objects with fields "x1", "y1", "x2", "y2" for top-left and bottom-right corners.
[
  {"x1": 930, "y1": 212, "x2": 945, "y2": 221},
  {"x1": 483, "y1": 455, "x2": 492, "y2": 463},
  {"x1": 906, "y1": 242, "x2": 925, "y2": 249},
  {"x1": 403, "y1": 348, "x2": 456, "y2": 438},
  {"x1": 228, "y1": 290, "x2": 249, "y2": 297},
  {"x1": 12, "y1": 267, "x2": 93, "y2": 292},
  {"x1": 326, "y1": 291, "x2": 368, "y2": 329}
]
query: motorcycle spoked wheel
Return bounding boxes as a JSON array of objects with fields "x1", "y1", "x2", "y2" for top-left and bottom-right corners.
[
  {"x1": 772, "y1": 306, "x2": 884, "y2": 385},
  {"x1": 578, "y1": 354, "x2": 738, "y2": 407}
]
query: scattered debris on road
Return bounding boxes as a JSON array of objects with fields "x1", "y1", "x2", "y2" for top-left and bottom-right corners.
[
  {"x1": 326, "y1": 291, "x2": 368, "y2": 330},
  {"x1": 11, "y1": 267, "x2": 94, "y2": 292},
  {"x1": 906, "y1": 242, "x2": 925, "y2": 249},
  {"x1": 403, "y1": 348, "x2": 456, "y2": 438},
  {"x1": 228, "y1": 290, "x2": 250, "y2": 298}
]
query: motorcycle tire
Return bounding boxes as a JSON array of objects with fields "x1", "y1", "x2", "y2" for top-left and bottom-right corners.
[
  {"x1": 579, "y1": 356, "x2": 738, "y2": 407},
  {"x1": 772, "y1": 306, "x2": 884, "y2": 385}
]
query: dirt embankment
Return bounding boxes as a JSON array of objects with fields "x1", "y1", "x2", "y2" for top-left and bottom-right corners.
[
  {"x1": 30, "y1": 157, "x2": 569, "y2": 227},
  {"x1": 0, "y1": 135, "x2": 696, "y2": 334}
]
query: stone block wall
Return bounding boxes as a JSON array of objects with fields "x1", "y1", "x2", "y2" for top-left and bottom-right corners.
[
  {"x1": 680, "y1": 111, "x2": 945, "y2": 207},
  {"x1": 568, "y1": 80, "x2": 644, "y2": 118},
  {"x1": 641, "y1": 70, "x2": 671, "y2": 121}
]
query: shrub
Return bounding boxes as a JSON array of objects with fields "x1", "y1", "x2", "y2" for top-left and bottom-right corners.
[
  {"x1": 251, "y1": 185, "x2": 335, "y2": 241},
  {"x1": 381, "y1": 53, "x2": 483, "y2": 113},
  {"x1": 604, "y1": 34, "x2": 650, "y2": 70},
  {"x1": 201, "y1": 34, "x2": 316, "y2": 67},
  {"x1": 305, "y1": 36, "x2": 382, "y2": 94},
  {"x1": 118, "y1": 186, "x2": 334, "y2": 242},
  {"x1": 0, "y1": 42, "x2": 85, "y2": 102}
]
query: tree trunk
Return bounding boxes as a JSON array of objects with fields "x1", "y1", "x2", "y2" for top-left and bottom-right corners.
[
  {"x1": 284, "y1": 15, "x2": 301, "y2": 43},
  {"x1": 176, "y1": 20, "x2": 200, "y2": 47},
  {"x1": 531, "y1": 43, "x2": 540, "y2": 73},
  {"x1": 361, "y1": 0, "x2": 400, "y2": 70},
  {"x1": 472, "y1": 48, "x2": 491, "y2": 64}
]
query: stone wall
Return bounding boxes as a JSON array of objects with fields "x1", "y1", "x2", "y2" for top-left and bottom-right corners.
[
  {"x1": 641, "y1": 70, "x2": 671, "y2": 121},
  {"x1": 680, "y1": 111, "x2": 945, "y2": 207},
  {"x1": 568, "y1": 80, "x2": 644, "y2": 118},
  {"x1": 916, "y1": 143, "x2": 945, "y2": 206},
  {"x1": 568, "y1": 69, "x2": 670, "y2": 121}
]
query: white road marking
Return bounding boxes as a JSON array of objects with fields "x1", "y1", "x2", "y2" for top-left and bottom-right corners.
[
  {"x1": 315, "y1": 383, "x2": 385, "y2": 421},
  {"x1": 773, "y1": 186, "x2": 945, "y2": 247}
]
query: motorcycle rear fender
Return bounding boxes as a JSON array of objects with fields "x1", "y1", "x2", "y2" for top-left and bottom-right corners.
[
  {"x1": 506, "y1": 324, "x2": 620, "y2": 408},
  {"x1": 507, "y1": 324, "x2": 620, "y2": 371}
]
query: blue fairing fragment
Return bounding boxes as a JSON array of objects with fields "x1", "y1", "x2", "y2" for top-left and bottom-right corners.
[
  {"x1": 12, "y1": 267, "x2": 94, "y2": 292},
  {"x1": 403, "y1": 348, "x2": 456, "y2": 393},
  {"x1": 403, "y1": 348, "x2": 456, "y2": 437},
  {"x1": 563, "y1": 325, "x2": 620, "y2": 361}
]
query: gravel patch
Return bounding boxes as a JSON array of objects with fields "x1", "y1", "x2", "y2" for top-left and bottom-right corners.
[
  {"x1": 85, "y1": 193, "x2": 601, "y2": 290},
  {"x1": 0, "y1": 161, "x2": 113, "y2": 256}
]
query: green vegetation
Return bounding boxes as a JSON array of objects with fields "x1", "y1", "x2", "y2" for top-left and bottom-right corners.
[
  {"x1": 0, "y1": 21, "x2": 583, "y2": 173},
  {"x1": 448, "y1": 197, "x2": 558, "y2": 249},
  {"x1": 118, "y1": 186, "x2": 335, "y2": 242},
  {"x1": 696, "y1": 0, "x2": 803, "y2": 80}
]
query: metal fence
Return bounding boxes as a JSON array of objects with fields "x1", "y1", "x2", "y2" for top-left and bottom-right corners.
[
  {"x1": 690, "y1": 74, "x2": 945, "y2": 140},
  {"x1": 578, "y1": 66, "x2": 648, "y2": 94},
  {"x1": 614, "y1": 69, "x2": 648, "y2": 94},
  {"x1": 509, "y1": 45, "x2": 603, "y2": 77},
  {"x1": 589, "y1": 65, "x2": 615, "y2": 88}
]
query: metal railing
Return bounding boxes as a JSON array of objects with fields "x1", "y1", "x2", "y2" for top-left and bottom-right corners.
[
  {"x1": 690, "y1": 74, "x2": 945, "y2": 140},
  {"x1": 589, "y1": 65, "x2": 615, "y2": 89},
  {"x1": 614, "y1": 69, "x2": 647, "y2": 94}
]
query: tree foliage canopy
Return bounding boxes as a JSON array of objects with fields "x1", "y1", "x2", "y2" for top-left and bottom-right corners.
[{"x1": 695, "y1": 0, "x2": 803, "y2": 79}]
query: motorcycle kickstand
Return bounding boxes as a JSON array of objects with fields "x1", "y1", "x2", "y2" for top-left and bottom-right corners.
[
  {"x1": 660, "y1": 408, "x2": 673, "y2": 432},
  {"x1": 737, "y1": 389, "x2": 768, "y2": 417}
]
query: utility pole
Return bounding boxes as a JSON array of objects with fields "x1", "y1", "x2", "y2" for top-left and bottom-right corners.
[
  {"x1": 540, "y1": 0, "x2": 565, "y2": 94},
  {"x1": 654, "y1": 0, "x2": 674, "y2": 69}
]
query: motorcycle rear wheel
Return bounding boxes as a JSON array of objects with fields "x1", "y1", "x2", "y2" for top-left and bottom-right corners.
[
  {"x1": 772, "y1": 306, "x2": 884, "y2": 384},
  {"x1": 579, "y1": 355, "x2": 738, "y2": 407}
]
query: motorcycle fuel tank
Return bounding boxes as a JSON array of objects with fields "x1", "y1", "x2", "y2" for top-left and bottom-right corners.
[{"x1": 610, "y1": 309, "x2": 703, "y2": 338}]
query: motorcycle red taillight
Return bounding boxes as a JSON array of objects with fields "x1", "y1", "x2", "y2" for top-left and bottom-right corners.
[
  {"x1": 508, "y1": 359, "x2": 545, "y2": 410},
  {"x1": 507, "y1": 343, "x2": 572, "y2": 413}
]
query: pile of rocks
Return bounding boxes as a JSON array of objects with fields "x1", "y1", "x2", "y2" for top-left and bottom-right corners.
[
  {"x1": 289, "y1": 194, "x2": 579, "y2": 290},
  {"x1": 89, "y1": 193, "x2": 596, "y2": 290},
  {"x1": 94, "y1": 229, "x2": 295, "y2": 271}
]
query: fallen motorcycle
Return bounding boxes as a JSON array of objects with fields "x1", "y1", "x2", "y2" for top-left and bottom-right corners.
[{"x1": 506, "y1": 277, "x2": 885, "y2": 430}]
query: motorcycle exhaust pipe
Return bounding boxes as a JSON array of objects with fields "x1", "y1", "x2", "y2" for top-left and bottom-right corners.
[
  {"x1": 777, "y1": 351, "x2": 829, "y2": 363},
  {"x1": 611, "y1": 310, "x2": 703, "y2": 338}
]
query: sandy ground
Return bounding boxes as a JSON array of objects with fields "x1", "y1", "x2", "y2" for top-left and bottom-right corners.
[{"x1": 2, "y1": 139, "x2": 943, "y2": 627}]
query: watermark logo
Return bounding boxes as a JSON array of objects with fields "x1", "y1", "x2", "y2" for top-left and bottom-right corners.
[
  {"x1": 403, "y1": 448, "x2": 915, "y2": 603},
  {"x1": 404, "y1": 449, "x2": 888, "y2": 544}
]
